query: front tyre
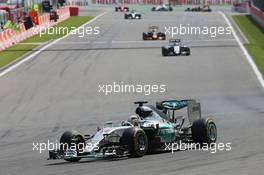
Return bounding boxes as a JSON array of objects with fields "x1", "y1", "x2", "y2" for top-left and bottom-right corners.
[
  {"x1": 121, "y1": 128, "x2": 148, "y2": 158},
  {"x1": 191, "y1": 118, "x2": 217, "y2": 144},
  {"x1": 60, "y1": 130, "x2": 85, "y2": 162}
]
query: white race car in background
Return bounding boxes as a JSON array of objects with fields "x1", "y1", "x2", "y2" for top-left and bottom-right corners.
[
  {"x1": 152, "y1": 4, "x2": 173, "y2": 11},
  {"x1": 124, "y1": 10, "x2": 142, "y2": 19}
]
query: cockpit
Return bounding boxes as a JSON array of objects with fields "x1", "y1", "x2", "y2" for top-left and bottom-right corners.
[
  {"x1": 149, "y1": 26, "x2": 158, "y2": 33},
  {"x1": 169, "y1": 39, "x2": 181, "y2": 45}
]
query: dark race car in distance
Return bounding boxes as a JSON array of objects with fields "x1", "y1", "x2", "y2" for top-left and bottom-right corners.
[
  {"x1": 162, "y1": 39, "x2": 190, "y2": 56},
  {"x1": 115, "y1": 4, "x2": 129, "y2": 12},
  {"x1": 185, "y1": 5, "x2": 212, "y2": 12},
  {"x1": 152, "y1": 4, "x2": 173, "y2": 11},
  {"x1": 142, "y1": 26, "x2": 166, "y2": 40},
  {"x1": 124, "y1": 10, "x2": 141, "y2": 19}
]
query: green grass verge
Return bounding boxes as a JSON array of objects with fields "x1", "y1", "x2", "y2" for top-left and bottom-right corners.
[
  {"x1": 232, "y1": 15, "x2": 264, "y2": 77},
  {"x1": 0, "y1": 16, "x2": 93, "y2": 68}
]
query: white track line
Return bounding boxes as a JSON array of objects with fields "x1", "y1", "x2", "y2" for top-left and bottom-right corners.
[
  {"x1": 0, "y1": 11, "x2": 108, "y2": 78},
  {"x1": 219, "y1": 11, "x2": 264, "y2": 88},
  {"x1": 17, "y1": 38, "x2": 236, "y2": 45},
  {"x1": 111, "y1": 39, "x2": 236, "y2": 43},
  {"x1": 229, "y1": 16, "x2": 250, "y2": 44}
]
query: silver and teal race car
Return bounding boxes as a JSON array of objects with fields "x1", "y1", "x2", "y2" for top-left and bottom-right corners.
[{"x1": 48, "y1": 100, "x2": 217, "y2": 162}]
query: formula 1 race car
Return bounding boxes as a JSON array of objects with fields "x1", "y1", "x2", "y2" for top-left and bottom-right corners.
[
  {"x1": 115, "y1": 5, "x2": 129, "y2": 12},
  {"x1": 152, "y1": 4, "x2": 173, "y2": 11},
  {"x1": 124, "y1": 10, "x2": 141, "y2": 19},
  {"x1": 162, "y1": 39, "x2": 190, "y2": 56},
  {"x1": 142, "y1": 26, "x2": 166, "y2": 40},
  {"x1": 48, "y1": 100, "x2": 217, "y2": 162},
  {"x1": 185, "y1": 5, "x2": 212, "y2": 12}
]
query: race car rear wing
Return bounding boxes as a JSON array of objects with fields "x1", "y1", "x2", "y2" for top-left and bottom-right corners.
[
  {"x1": 149, "y1": 26, "x2": 159, "y2": 30},
  {"x1": 156, "y1": 99, "x2": 201, "y2": 124},
  {"x1": 169, "y1": 39, "x2": 181, "y2": 43},
  {"x1": 159, "y1": 100, "x2": 188, "y2": 110}
]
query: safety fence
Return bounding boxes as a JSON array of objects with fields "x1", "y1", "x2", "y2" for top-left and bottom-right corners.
[
  {"x1": 0, "y1": 6, "x2": 70, "y2": 52},
  {"x1": 67, "y1": 0, "x2": 90, "y2": 6},
  {"x1": 66, "y1": 0, "x2": 233, "y2": 5},
  {"x1": 233, "y1": 1, "x2": 264, "y2": 29},
  {"x1": 232, "y1": 1, "x2": 248, "y2": 12},
  {"x1": 184, "y1": 0, "x2": 232, "y2": 5},
  {"x1": 93, "y1": 0, "x2": 233, "y2": 5},
  {"x1": 250, "y1": 3, "x2": 264, "y2": 29},
  {"x1": 93, "y1": 0, "x2": 161, "y2": 4}
]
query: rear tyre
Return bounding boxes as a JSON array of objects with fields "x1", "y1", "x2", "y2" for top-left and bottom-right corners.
[
  {"x1": 60, "y1": 130, "x2": 85, "y2": 162},
  {"x1": 121, "y1": 128, "x2": 148, "y2": 158},
  {"x1": 186, "y1": 48, "x2": 190, "y2": 56},
  {"x1": 158, "y1": 33, "x2": 166, "y2": 40},
  {"x1": 162, "y1": 47, "x2": 167, "y2": 56},
  {"x1": 191, "y1": 118, "x2": 217, "y2": 144},
  {"x1": 142, "y1": 33, "x2": 146, "y2": 40}
]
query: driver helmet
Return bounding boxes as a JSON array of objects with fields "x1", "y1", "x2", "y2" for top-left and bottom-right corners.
[
  {"x1": 135, "y1": 106, "x2": 153, "y2": 118},
  {"x1": 128, "y1": 114, "x2": 140, "y2": 126}
]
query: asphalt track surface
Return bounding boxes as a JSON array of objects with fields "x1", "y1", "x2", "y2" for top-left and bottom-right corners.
[{"x1": 0, "y1": 7, "x2": 264, "y2": 175}]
